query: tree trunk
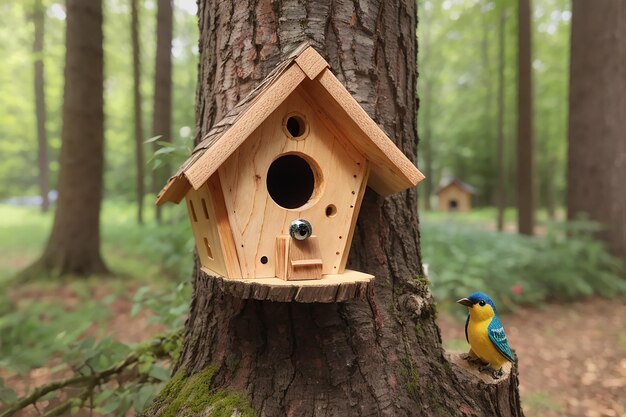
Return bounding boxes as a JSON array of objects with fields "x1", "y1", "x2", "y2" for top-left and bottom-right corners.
[
  {"x1": 146, "y1": 1, "x2": 525, "y2": 416},
  {"x1": 151, "y1": 0, "x2": 173, "y2": 223},
  {"x1": 496, "y1": 10, "x2": 507, "y2": 232},
  {"x1": 28, "y1": 0, "x2": 108, "y2": 277},
  {"x1": 517, "y1": 0, "x2": 534, "y2": 235},
  {"x1": 132, "y1": 0, "x2": 145, "y2": 225},
  {"x1": 420, "y1": 3, "x2": 433, "y2": 212},
  {"x1": 33, "y1": 0, "x2": 49, "y2": 213},
  {"x1": 568, "y1": 0, "x2": 626, "y2": 264}
]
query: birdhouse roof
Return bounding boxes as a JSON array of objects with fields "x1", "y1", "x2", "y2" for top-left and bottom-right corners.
[
  {"x1": 436, "y1": 178, "x2": 477, "y2": 195},
  {"x1": 156, "y1": 42, "x2": 424, "y2": 206}
]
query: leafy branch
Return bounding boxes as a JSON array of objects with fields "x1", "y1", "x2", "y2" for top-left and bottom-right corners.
[{"x1": 0, "y1": 332, "x2": 181, "y2": 417}]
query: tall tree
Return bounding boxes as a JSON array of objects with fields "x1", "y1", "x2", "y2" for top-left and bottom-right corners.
[
  {"x1": 145, "y1": 1, "x2": 523, "y2": 416},
  {"x1": 131, "y1": 0, "x2": 145, "y2": 224},
  {"x1": 496, "y1": 10, "x2": 507, "y2": 231},
  {"x1": 420, "y1": 0, "x2": 434, "y2": 211},
  {"x1": 28, "y1": 0, "x2": 108, "y2": 276},
  {"x1": 151, "y1": 0, "x2": 173, "y2": 223},
  {"x1": 32, "y1": 0, "x2": 50, "y2": 213},
  {"x1": 517, "y1": 0, "x2": 534, "y2": 235},
  {"x1": 568, "y1": 1, "x2": 626, "y2": 264}
]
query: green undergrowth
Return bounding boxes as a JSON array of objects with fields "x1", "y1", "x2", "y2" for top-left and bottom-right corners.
[
  {"x1": 421, "y1": 217, "x2": 626, "y2": 314},
  {"x1": 145, "y1": 368, "x2": 255, "y2": 417}
]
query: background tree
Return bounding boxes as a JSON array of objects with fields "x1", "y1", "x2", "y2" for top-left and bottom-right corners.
[
  {"x1": 568, "y1": 0, "x2": 626, "y2": 264},
  {"x1": 145, "y1": 1, "x2": 523, "y2": 416},
  {"x1": 152, "y1": 0, "x2": 173, "y2": 223},
  {"x1": 32, "y1": 0, "x2": 49, "y2": 213},
  {"x1": 517, "y1": 0, "x2": 534, "y2": 235},
  {"x1": 496, "y1": 9, "x2": 507, "y2": 231},
  {"x1": 131, "y1": 0, "x2": 145, "y2": 224},
  {"x1": 28, "y1": 0, "x2": 108, "y2": 276}
]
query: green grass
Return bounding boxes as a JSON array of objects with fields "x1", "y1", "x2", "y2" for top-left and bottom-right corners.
[{"x1": 0, "y1": 201, "x2": 194, "y2": 284}]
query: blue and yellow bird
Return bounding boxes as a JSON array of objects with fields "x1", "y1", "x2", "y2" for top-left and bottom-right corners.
[{"x1": 457, "y1": 292, "x2": 516, "y2": 379}]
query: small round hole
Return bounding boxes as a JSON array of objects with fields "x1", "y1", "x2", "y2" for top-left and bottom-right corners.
[
  {"x1": 325, "y1": 204, "x2": 337, "y2": 217},
  {"x1": 260, "y1": 256, "x2": 268, "y2": 264},
  {"x1": 283, "y1": 113, "x2": 308, "y2": 140}
]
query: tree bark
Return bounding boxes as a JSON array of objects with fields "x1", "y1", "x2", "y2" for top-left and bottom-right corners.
[
  {"x1": 517, "y1": 0, "x2": 534, "y2": 235},
  {"x1": 568, "y1": 1, "x2": 626, "y2": 264},
  {"x1": 152, "y1": 0, "x2": 173, "y2": 223},
  {"x1": 33, "y1": 0, "x2": 50, "y2": 213},
  {"x1": 132, "y1": 0, "x2": 145, "y2": 225},
  {"x1": 420, "y1": 3, "x2": 433, "y2": 212},
  {"x1": 496, "y1": 10, "x2": 507, "y2": 232},
  {"x1": 147, "y1": 1, "x2": 525, "y2": 416},
  {"x1": 28, "y1": 0, "x2": 108, "y2": 276}
]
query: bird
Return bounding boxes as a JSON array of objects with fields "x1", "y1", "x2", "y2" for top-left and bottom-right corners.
[{"x1": 457, "y1": 292, "x2": 516, "y2": 379}]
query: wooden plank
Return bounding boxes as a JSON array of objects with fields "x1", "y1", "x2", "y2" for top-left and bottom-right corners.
[
  {"x1": 184, "y1": 64, "x2": 308, "y2": 190},
  {"x1": 186, "y1": 184, "x2": 227, "y2": 276},
  {"x1": 275, "y1": 235, "x2": 289, "y2": 280},
  {"x1": 156, "y1": 175, "x2": 190, "y2": 206},
  {"x1": 200, "y1": 266, "x2": 373, "y2": 303},
  {"x1": 207, "y1": 173, "x2": 242, "y2": 278},
  {"x1": 338, "y1": 164, "x2": 370, "y2": 273},
  {"x1": 305, "y1": 71, "x2": 425, "y2": 196},
  {"x1": 287, "y1": 236, "x2": 323, "y2": 280},
  {"x1": 295, "y1": 47, "x2": 328, "y2": 80}
]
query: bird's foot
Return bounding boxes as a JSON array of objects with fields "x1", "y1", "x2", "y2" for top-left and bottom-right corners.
[
  {"x1": 461, "y1": 353, "x2": 487, "y2": 366},
  {"x1": 479, "y1": 365, "x2": 503, "y2": 379}
]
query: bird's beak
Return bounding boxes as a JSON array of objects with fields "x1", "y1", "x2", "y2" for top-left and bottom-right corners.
[{"x1": 456, "y1": 298, "x2": 473, "y2": 307}]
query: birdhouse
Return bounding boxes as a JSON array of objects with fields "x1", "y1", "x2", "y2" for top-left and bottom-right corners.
[
  {"x1": 156, "y1": 43, "x2": 424, "y2": 302},
  {"x1": 436, "y1": 178, "x2": 476, "y2": 212}
]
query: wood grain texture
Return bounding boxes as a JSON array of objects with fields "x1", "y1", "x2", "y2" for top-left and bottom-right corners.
[
  {"x1": 201, "y1": 267, "x2": 372, "y2": 302},
  {"x1": 186, "y1": 183, "x2": 227, "y2": 276},
  {"x1": 219, "y1": 89, "x2": 367, "y2": 278}
]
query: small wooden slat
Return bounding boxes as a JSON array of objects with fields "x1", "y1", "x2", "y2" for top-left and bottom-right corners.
[
  {"x1": 305, "y1": 71, "x2": 425, "y2": 196},
  {"x1": 275, "y1": 236, "x2": 289, "y2": 280},
  {"x1": 200, "y1": 267, "x2": 373, "y2": 303},
  {"x1": 184, "y1": 64, "x2": 307, "y2": 190},
  {"x1": 207, "y1": 173, "x2": 242, "y2": 278},
  {"x1": 295, "y1": 47, "x2": 329, "y2": 80},
  {"x1": 287, "y1": 236, "x2": 323, "y2": 280},
  {"x1": 156, "y1": 175, "x2": 191, "y2": 206},
  {"x1": 339, "y1": 164, "x2": 370, "y2": 273}
]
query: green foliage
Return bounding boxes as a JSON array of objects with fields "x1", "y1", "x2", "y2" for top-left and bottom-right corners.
[{"x1": 421, "y1": 217, "x2": 626, "y2": 313}]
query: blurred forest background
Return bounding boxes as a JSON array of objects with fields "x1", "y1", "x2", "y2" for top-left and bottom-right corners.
[{"x1": 0, "y1": 0, "x2": 625, "y2": 416}]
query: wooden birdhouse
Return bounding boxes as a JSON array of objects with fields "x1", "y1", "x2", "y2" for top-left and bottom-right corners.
[
  {"x1": 156, "y1": 43, "x2": 424, "y2": 302},
  {"x1": 436, "y1": 178, "x2": 476, "y2": 213}
]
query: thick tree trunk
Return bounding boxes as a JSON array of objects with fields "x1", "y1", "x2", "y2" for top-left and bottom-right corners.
[
  {"x1": 152, "y1": 0, "x2": 173, "y2": 223},
  {"x1": 29, "y1": 0, "x2": 108, "y2": 276},
  {"x1": 33, "y1": 0, "x2": 49, "y2": 213},
  {"x1": 420, "y1": 5, "x2": 433, "y2": 212},
  {"x1": 496, "y1": 10, "x2": 506, "y2": 232},
  {"x1": 132, "y1": 0, "x2": 145, "y2": 225},
  {"x1": 568, "y1": 1, "x2": 626, "y2": 264},
  {"x1": 517, "y1": 0, "x2": 534, "y2": 235},
  {"x1": 147, "y1": 1, "x2": 524, "y2": 416}
]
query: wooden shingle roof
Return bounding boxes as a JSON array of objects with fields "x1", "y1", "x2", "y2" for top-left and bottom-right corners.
[{"x1": 157, "y1": 42, "x2": 424, "y2": 206}]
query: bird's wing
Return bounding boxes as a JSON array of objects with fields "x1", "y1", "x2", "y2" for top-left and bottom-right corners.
[
  {"x1": 464, "y1": 315, "x2": 469, "y2": 343},
  {"x1": 487, "y1": 316, "x2": 516, "y2": 363}
]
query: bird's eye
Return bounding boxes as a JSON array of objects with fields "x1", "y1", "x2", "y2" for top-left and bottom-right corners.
[{"x1": 478, "y1": 300, "x2": 486, "y2": 307}]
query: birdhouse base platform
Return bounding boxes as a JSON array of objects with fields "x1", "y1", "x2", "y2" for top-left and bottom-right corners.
[{"x1": 201, "y1": 267, "x2": 373, "y2": 303}]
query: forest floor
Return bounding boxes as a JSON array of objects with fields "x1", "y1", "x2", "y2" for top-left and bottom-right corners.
[
  {"x1": 2, "y1": 281, "x2": 624, "y2": 417},
  {"x1": 438, "y1": 297, "x2": 626, "y2": 417}
]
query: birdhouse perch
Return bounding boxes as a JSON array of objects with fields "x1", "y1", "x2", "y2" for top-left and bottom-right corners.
[{"x1": 156, "y1": 42, "x2": 424, "y2": 303}]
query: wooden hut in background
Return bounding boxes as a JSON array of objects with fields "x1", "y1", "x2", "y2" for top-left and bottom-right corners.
[{"x1": 436, "y1": 179, "x2": 476, "y2": 212}]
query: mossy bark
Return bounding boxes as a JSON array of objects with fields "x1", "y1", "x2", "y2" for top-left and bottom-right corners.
[{"x1": 149, "y1": 0, "x2": 525, "y2": 416}]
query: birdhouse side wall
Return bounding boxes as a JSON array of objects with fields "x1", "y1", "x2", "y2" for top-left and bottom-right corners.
[
  {"x1": 218, "y1": 88, "x2": 368, "y2": 279},
  {"x1": 437, "y1": 185, "x2": 472, "y2": 212},
  {"x1": 185, "y1": 182, "x2": 230, "y2": 276}
]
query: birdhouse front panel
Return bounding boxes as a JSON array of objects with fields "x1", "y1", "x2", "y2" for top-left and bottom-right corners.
[{"x1": 217, "y1": 88, "x2": 369, "y2": 279}]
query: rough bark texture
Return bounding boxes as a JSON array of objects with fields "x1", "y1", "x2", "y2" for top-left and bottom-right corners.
[
  {"x1": 496, "y1": 10, "x2": 506, "y2": 232},
  {"x1": 516, "y1": 0, "x2": 534, "y2": 235},
  {"x1": 152, "y1": 0, "x2": 173, "y2": 222},
  {"x1": 33, "y1": 0, "x2": 49, "y2": 213},
  {"x1": 132, "y1": 0, "x2": 145, "y2": 225},
  {"x1": 31, "y1": 0, "x2": 108, "y2": 276},
  {"x1": 568, "y1": 1, "x2": 626, "y2": 264},
  {"x1": 149, "y1": 1, "x2": 524, "y2": 416}
]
